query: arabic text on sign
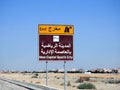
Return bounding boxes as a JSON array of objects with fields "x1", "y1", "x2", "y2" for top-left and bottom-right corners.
[
  {"x1": 38, "y1": 24, "x2": 74, "y2": 34},
  {"x1": 41, "y1": 43, "x2": 71, "y2": 49},
  {"x1": 40, "y1": 43, "x2": 72, "y2": 55},
  {"x1": 41, "y1": 49, "x2": 72, "y2": 55}
]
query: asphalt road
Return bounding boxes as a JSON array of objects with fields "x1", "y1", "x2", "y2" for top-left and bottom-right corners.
[
  {"x1": 0, "y1": 77, "x2": 59, "y2": 90},
  {"x1": 0, "y1": 79, "x2": 29, "y2": 90}
]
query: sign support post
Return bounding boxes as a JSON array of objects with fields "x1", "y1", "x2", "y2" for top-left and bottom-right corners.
[
  {"x1": 64, "y1": 61, "x2": 66, "y2": 90},
  {"x1": 46, "y1": 61, "x2": 48, "y2": 86}
]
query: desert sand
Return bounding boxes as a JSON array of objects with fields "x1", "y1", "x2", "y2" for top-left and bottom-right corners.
[{"x1": 0, "y1": 73, "x2": 120, "y2": 90}]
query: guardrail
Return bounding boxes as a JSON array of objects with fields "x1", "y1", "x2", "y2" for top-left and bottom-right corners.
[{"x1": 0, "y1": 77, "x2": 59, "y2": 90}]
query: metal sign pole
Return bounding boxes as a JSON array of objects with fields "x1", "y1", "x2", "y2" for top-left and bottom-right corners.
[
  {"x1": 46, "y1": 61, "x2": 48, "y2": 86},
  {"x1": 64, "y1": 61, "x2": 66, "y2": 90}
]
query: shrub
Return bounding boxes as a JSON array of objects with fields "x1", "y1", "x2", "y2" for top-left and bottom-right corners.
[
  {"x1": 67, "y1": 81, "x2": 71, "y2": 86},
  {"x1": 76, "y1": 77, "x2": 90, "y2": 83},
  {"x1": 77, "y1": 83, "x2": 96, "y2": 89},
  {"x1": 107, "y1": 79, "x2": 120, "y2": 84},
  {"x1": 35, "y1": 73, "x2": 38, "y2": 76},
  {"x1": 60, "y1": 83, "x2": 64, "y2": 86},
  {"x1": 31, "y1": 73, "x2": 39, "y2": 78},
  {"x1": 31, "y1": 75, "x2": 38, "y2": 78},
  {"x1": 35, "y1": 81, "x2": 40, "y2": 84},
  {"x1": 57, "y1": 77, "x2": 60, "y2": 79}
]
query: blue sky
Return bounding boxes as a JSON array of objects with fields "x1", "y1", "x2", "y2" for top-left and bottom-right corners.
[{"x1": 0, "y1": 0, "x2": 120, "y2": 71}]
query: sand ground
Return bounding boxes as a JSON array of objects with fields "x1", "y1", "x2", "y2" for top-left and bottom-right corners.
[{"x1": 0, "y1": 73, "x2": 120, "y2": 90}]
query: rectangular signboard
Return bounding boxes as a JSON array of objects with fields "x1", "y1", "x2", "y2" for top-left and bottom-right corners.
[
  {"x1": 38, "y1": 24, "x2": 74, "y2": 34},
  {"x1": 39, "y1": 35, "x2": 73, "y2": 60}
]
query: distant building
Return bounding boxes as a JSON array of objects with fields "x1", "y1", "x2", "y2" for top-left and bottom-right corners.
[
  {"x1": 49, "y1": 69, "x2": 57, "y2": 73},
  {"x1": 117, "y1": 68, "x2": 120, "y2": 73},
  {"x1": 103, "y1": 68, "x2": 112, "y2": 73},
  {"x1": 68, "y1": 68, "x2": 78, "y2": 73},
  {"x1": 57, "y1": 68, "x2": 64, "y2": 73},
  {"x1": 85, "y1": 71, "x2": 91, "y2": 74}
]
